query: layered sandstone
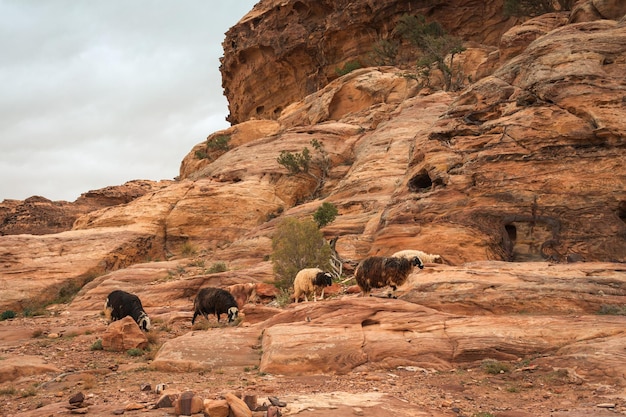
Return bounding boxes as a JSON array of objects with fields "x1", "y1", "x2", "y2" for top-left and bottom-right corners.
[{"x1": 220, "y1": 0, "x2": 517, "y2": 124}]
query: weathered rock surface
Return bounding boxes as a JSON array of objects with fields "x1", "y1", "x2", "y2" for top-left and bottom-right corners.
[
  {"x1": 1, "y1": 2, "x2": 626, "y2": 416},
  {"x1": 221, "y1": 0, "x2": 517, "y2": 124},
  {"x1": 0, "y1": 180, "x2": 170, "y2": 236},
  {"x1": 101, "y1": 316, "x2": 148, "y2": 351},
  {"x1": 0, "y1": 355, "x2": 60, "y2": 384}
]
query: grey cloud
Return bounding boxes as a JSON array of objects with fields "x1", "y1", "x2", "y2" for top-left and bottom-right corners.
[{"x1": 0, "y1": 0, "x2": 257, "y2": 201}]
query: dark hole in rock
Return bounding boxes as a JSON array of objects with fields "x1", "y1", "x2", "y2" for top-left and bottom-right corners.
[{"x1": 408, "y1": 171, "x2": 432, "y2": 192}]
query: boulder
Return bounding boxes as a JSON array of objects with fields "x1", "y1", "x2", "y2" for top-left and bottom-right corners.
[{"x1": 101, "y1": 316, "x2": 148, "y2": 352}]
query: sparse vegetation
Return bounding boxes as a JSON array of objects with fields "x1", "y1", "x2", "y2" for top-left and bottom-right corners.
[
  {"x1": 335, "y1": 60, "x2": 362, "y2": 76},
  {"x1": 0, "y1": 386, "x2": 16, "y2": 396},
  {"x1": 481, "y1": 359, "x2": 511, "y2": 374},
  {"x1": 313, "y1": 202, "x2": 338, "y2": 228},
  {"x1": 0, "y1": 310, "x2": 16, "y2": 321},
  {"x1": 369, "y1": 38, "x2": 399, "y2": 66},
  {"x1": 394, "y1": 14, "x2": 465, "y2": 91},
  {"x1": 597, "y1": 304, "x2": 626, "y2": 315},
  {"x1": 126, "y1": 348, "x2": 144, "y2": 357},
  {"x1": 277, "y1": 139, "x2": 331, "y2": 199},
  {"x1": 207, "y1": 262, "x2": 228, "y2": 274},
  {"x1": 271, "y1": 217, "x2": 332, "y2": 290},
  {"x1": 90, "y1": 339, "x2": 103, "y2": 351},
  {"x1": 277, "y1": 147, "x2": 312, "y2": 174},
  {"x1": 181, "y1": 241, "x2": 197, "y2": 257},
  {"x1": 274, "y1": 288, "x2": 293, "y2": 307},
  {"x1": 503, "y1": 0, "x2": 574, "y2": 17},
  {"x1": 207, "y1": 134, "x2": 231, "y2": 151}
]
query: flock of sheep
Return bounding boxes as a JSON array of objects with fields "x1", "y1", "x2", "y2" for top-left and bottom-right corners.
[{"x1": 103, "y1": 249, "x2": 442, "y2": 331}]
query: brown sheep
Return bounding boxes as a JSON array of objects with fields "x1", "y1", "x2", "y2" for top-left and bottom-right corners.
[{"x1": 354, "y1": 256, "x2": 424, "y2": 297}]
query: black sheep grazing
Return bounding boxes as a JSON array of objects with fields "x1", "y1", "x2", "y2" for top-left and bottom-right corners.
[
  {"x1": 192, "y1": 287, "x2": 239, "y2": 324},
  {"x1": 104, "y1": 290, "x2": 151, "y2": 331},
  {"x1": 354, "y1": 256, "x2": 424, "y2": 297}
]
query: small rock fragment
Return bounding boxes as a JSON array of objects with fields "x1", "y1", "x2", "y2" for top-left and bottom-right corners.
[
  {"x1": 267, "y1": 405, "x2": 282, "y2": 417},
  {"x1": 268, "y1": 396, "x2": 286, "y2": 407},
  {"x1": 225, "y1": 392, "x2": 253, "y2": 417},
  {"x1": 140, "y1": 383, "x2": 152, "y2": 392},
  {"x1": 69, "y1": 392, "x2": 85, "y2": 406},
  {"x1": 204, "y1": 399, "x2": 230, "y2": 417}
]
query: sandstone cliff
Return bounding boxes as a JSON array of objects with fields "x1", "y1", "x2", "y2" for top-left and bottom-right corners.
[{"x1": 0, "y1": 2, "x2": 626, "y2": 415}]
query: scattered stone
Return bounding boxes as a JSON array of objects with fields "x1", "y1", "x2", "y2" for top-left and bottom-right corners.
[
  {"x1": 353, "y1": 407, "x2": 364, "y2": 416},
  {"x1": 268, "y1": 396, "x2": 286, "y2": 407},
  {"x1": 125, "y1": 402, "x2": 145, "y2": 411},
  {"x1": 174, "y1": 391, "x2": 203, "y2": 416},
  {"x1": 267, "y1": 405, "x2": 282, "y2": 417},
  {"x1": 48, "y1": 333, "x2": 60, "y2": 339},
  {"x1": 155, "y1": 393, "x2": 176, "y2": 409},
  {"x1": 244, "y1": 394, "x2": 258, "y2": 411},
  {"x1": 112, "y1": 409, "x2": 125, "y2": 415},
  {"x1": 597, "y1": 403, "x2": 616, "y2": 408},
  {"x1": 69, "y1": 407, "x2": 88, "y2": 414},
  {"x1": 140, "y1": 382, "x2": 152, "y2": 392},
  {"x1": 69, "y1": 392, "x2": 85, "y2": 406},
  {"x1": 204, "y1": 399, "x2": 230, "y2": 417},
  {"x1": 225, "y1": 392, "x2": 253, "y2": 417}
]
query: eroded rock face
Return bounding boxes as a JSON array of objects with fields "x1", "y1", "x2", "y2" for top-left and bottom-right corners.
[
  {"x1": 0, "y1": 180, "x2": 170, "y2": 236},
  {"x1": 151, "y1": 262, "x2": 626, "y2": 385},
  {"x1": 221, "y1": 0, "x2": 517, "y2": 124}
]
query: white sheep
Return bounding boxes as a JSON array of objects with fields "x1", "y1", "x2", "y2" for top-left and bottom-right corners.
[
  {"x1": 293, "y1": 268, "x2": 333, "y2": 303},
  {"x1": 391, "y1": 249, "x2": 443, "y2": 264}
]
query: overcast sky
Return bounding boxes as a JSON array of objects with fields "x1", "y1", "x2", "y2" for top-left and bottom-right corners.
[{"x1": 0, "y1": 0, "x2": 258, "y2": 202}]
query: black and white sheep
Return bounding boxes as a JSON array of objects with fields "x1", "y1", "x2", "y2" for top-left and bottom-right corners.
[
  {"x1": 192, "y1": 287, "x2": 239, "y2": 324},
  {"x1": 354, "y1": 256, "x2": 424, "y2": 297},
  {"x1": 293, "y1": 268, "x2": 333, "y2": 303},
  {"x1": 104, "y1": 290, "x2": 151, "y2": 331},
  {"x1": 391, "y1": 249, "x2": 443, "y2": 264}
]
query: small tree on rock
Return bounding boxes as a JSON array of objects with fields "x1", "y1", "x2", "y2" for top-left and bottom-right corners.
[{"x1": 271, "y1": 217, "x2": 332, "y2": 290}]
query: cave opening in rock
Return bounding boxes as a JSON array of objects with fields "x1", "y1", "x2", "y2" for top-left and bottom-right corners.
[
  {"x1": 408, "y1": 170, "x2": 432, "y2": 192},
  {"x1": 505, "y1": 224, "x2": 517, "y2": 243}
]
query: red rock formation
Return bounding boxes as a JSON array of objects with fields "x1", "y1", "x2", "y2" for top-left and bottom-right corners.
[
  {"x1": 0, "y1": 180, "x2": 170, "y2": 236},
  {"x1": 220, "y1": 0, "x2": 517, "y2": 124}
]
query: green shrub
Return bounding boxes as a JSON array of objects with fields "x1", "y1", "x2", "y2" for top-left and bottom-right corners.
[
  {"x1": 195, "y1": 149, "x2": 208, "y2": 160},
  {"x1": 277, "y1": 147, "x2": 311, "y2": 174},
  {"x1": 127, "y1": 348, "x2": 144, "y2": 357},
  {"x1": 271, "y1": 217, "x2": 332, "y2": 290},
  {"x1": 313, "y1": 202, "x2": 338, "y2": 228},
  {"x1": 181, "y1": 241, "x2": 197, "y2": 257},
  {"x1": 0, "y1": 310, "x2": 16, "y2": 321},
  {"x1": 335, "y1": 60, "x2": 362, "y2": 76},
  {"x1": 394, "y1": 14, "x2": 465, "y2": 91},
  {"x1": 207, "y1": 134, "x2": 231, "y2": 151},
  {"x1": 53, "y1": 280, "x2": 82, "y2": 305},
  {"x1": 275, "y1": 288, "x2": 292, "y2": 307},
  {"x1": 207, "y1": 262, "x2": 228, "y2": 274},
  {"x1": 90, "y1": 339, "x2": 103, "y2": 351},
  {"x1": 481, "y1": 359, "x2": 511, "y2": 374},
  {"x1": 369, "y1": 38, "x2": 399, "y2": 66}
]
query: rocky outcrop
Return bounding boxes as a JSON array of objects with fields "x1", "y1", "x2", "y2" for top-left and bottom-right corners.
[
  {"x1": 0, "y1": 180, "x2": 170, "y2": 236},
  {"x1": 150, "y1": 262, "x2": 626, "y2": 385},
  {"x1": 220, "y1": 0, "x2": 517, "y2": 124}
]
